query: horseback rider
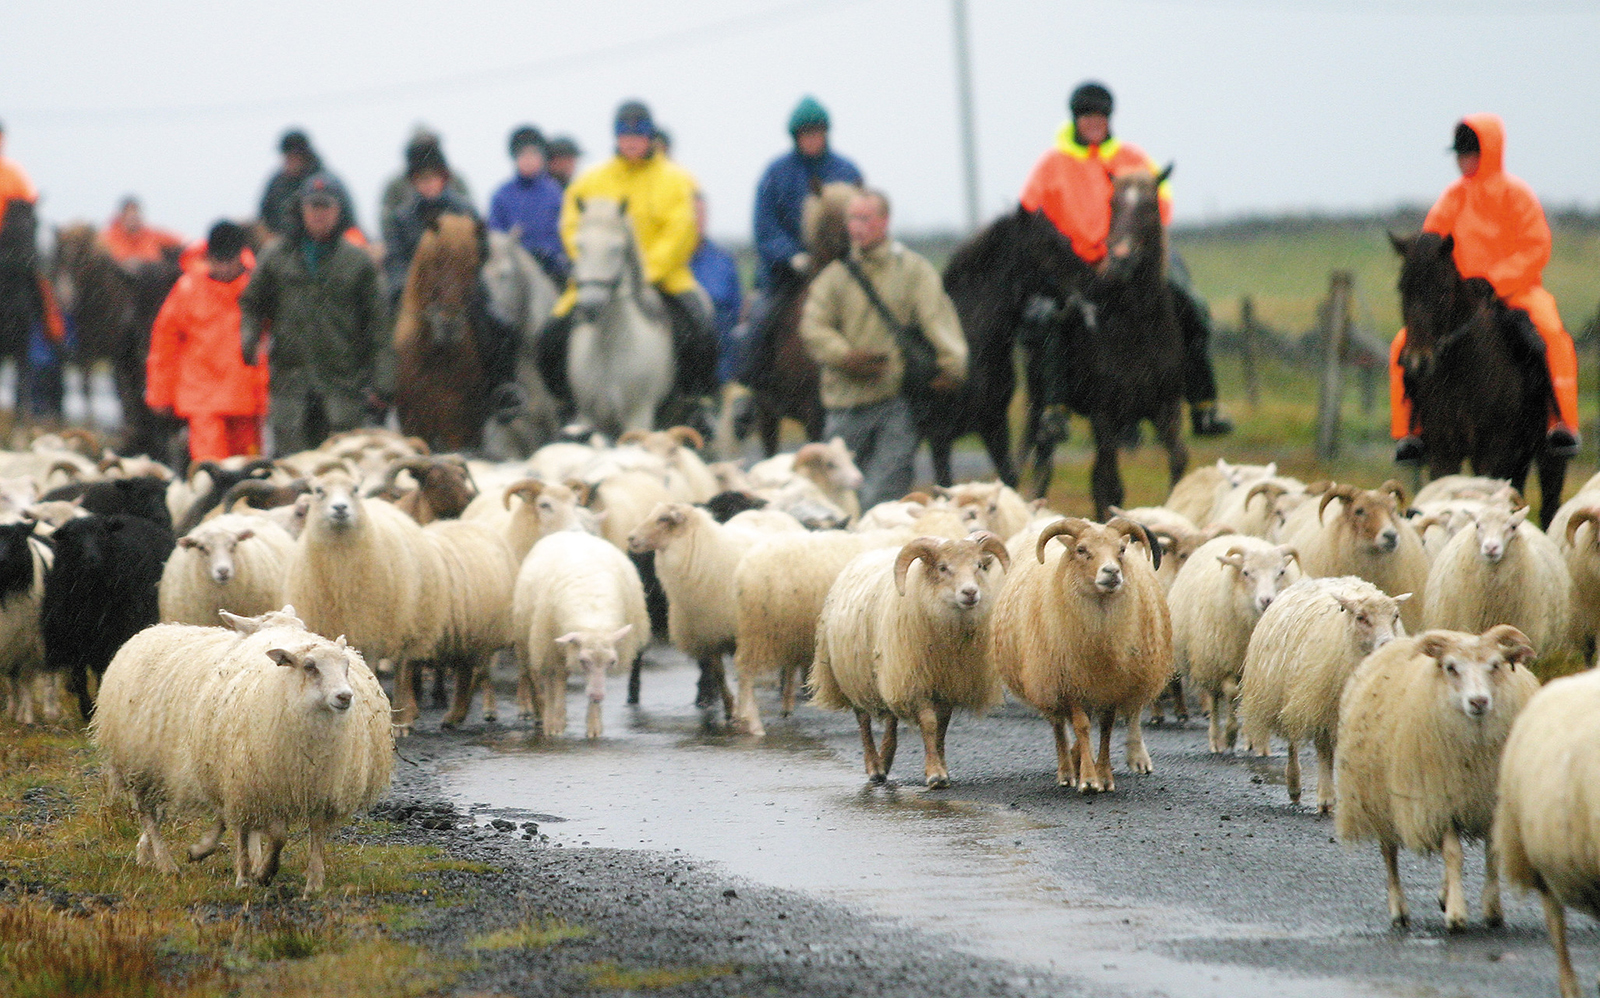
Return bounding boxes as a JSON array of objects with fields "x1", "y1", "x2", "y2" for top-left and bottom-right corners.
[
  {"x1": 382, "y1": 139, "x2": 479, "y2": 309},
  {"x1": 101, "y1": 196, "x2": 184, "y2": 268},
  {"x1": 1020, "y1": 81, "x2": 1232, "y2": 438},
  {"x1": 258, "y1": 130, "x2": 359, "y2": 239},
  {"x1": 1391, "y1": 114, "x2": 1580, "y2": 462},
  {"x1": 539, "y1": 100, "x2": 719, "y2": 427},
  {"x1": 545, "y1": 136, "x2": 582, "y2": 190},
  {"x1": 487, "y1": 125, "x2": 569, "y2": 284}
]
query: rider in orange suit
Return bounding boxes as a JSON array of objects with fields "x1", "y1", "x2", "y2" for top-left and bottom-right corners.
[
  {"x1": 1391, "y1": 114, "x2": 1579, "y2": 461},
  {"x1": 102, "y1": 196, "x2": 185, "y2": 266}
]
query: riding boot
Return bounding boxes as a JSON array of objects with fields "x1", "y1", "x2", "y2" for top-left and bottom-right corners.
[
  {"x1": 665, "y1": 290, "x2": 721, "y2": 400},
  {"x1": 536, "y1": 312, "x2": 574, "y2": 401},
  {"x1": 1168, "y1": 268, "x2": 1233, "y2": 436}
]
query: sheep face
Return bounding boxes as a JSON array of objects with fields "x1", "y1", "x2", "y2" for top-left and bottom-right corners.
[
  {"x1": 1418, "y1": 625, "x2": 1533, "y2": 720},
  {"x1": 627, "y1": 502, "x2": 692, "y2": 554},
  {"x1": 894, "y1": 533, "x2": 1010, "y2": 613},
  {"x1": 1217, "y1": 544, "x2": 1301, "y2": 615},
  {"x1": 1471, "y1": 505, "x2": 1526, "y2": 564},
  {"x1": 267, "y1": 637, "x2": 358, "y2": 713},
  {"x1": 795, "y1": 437, "x2": 864, "y2": 492},
  {"x1": 21, "y1": 499, "x2": 87, "y2": 535},
  {"x1": 556, "y1": 626, "x2": 633, "y2": 703},
  {"x1": 308, "y1": 474, "x2": 363, "y2": 535},
  {"x1": 1155, "y1": 523, "x2": 1233, "y2": 578},
  {"x1": 1335, "y1": 590, "x2": 1410, "y2": 656},
  {"x1": 1319, "y1": 483, "x2": 1408, "y2": 553},
  {"x1": 178, "y1": 526, "x2": 256, "y2": 585},
  {"x1": 1039, "y1": 518, "x2": 1157, "y2": 598}
]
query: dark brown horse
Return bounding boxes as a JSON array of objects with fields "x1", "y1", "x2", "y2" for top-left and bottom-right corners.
[
  {"x1": 744, "y1": 181, "x2": 856, "y2": 456},
  {"x1": 393, "y1": 213, "x2": 488, "y2": 452},
  {"x1": 49, "y1": 224, "x2": 182, "y2": 457},
  {"x1": 1046, "y1": 166, "x2": 1188, "y2": 515},
  {"x1": 1391, "y1": 231, "x2": 1566, "y2": 526}
]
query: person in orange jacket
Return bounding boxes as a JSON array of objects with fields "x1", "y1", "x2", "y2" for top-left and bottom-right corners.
[
  {"x1": 1020, "y1": 81, "x2": 1231, "y2": 437},
  {"x1": 102, "y1": 196, "x2": 184, "y2": 267},
  {"x1": 146, "y1": 221, "x2": 269, "y2": 465},
  {"x1": 1391, "y1": 114, "x2": 1580, "y2": 461}
]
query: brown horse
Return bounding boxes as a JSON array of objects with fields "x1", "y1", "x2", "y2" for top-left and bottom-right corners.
[
  {"x1": 49, "y1": 224, "x2": 182, "y2": 457},
  {"x1": 393, "y1": 213, "x2": 488, "y2": 452},
  {"x1": 745, "y1": 181, "x2": 856, "y2": 456}
]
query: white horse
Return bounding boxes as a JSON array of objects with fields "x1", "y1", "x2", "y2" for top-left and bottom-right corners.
[
  {"x1": 566, "y1": 198, "x2": 674, "y2": 438},
  {"x1": 480, "y1": 228, "x2": 561, "y2": 459}
]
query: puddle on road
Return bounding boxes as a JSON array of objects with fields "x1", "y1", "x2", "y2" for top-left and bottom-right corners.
[{"x1": 438, "y1": 655, "x2": 1397, "y2": 998}]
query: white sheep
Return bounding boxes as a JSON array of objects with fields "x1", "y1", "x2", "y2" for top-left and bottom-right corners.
[
  {"x1": 1167, "y1": 536, "x2": 1301, "y2": 752},
  {"x1": 1493, "y1": 667, "x2": 1600, "y2": 998},
  {"x1": 1335, "y1": 625, "x2": 1539, "y2": 930},
  {"x1": 1209, "y1": 475, "x2": 1307, "y2": 538},
  {"x1": 1163, "y1": 459, "x2": 1276, "y2": 527},
  {"x1": 282, "y1": 470, "x2": 446, "y2": 734},
  {"x1": 991, "y1": 516, "x2": 1171, "y2": 792},
  {"x1": 421, "y1": 516, "x2": 519, "y2": 727},
  {"x1": 159, "y1": 514, "x2": 295, "y2": 626},
  {"x1": 92, "y1": 607, "x2": 392, "y2": 895},
  {"x1": 617, "y1": 426, "x2": 719, "y2": 503},
  {"x1": 943, "y1": 481, "x2": 1032, "y2": 540},
  {"x1": 1422, "y1": 500, "x2": 1571, "y2": 658},
  {"x1": 512, "y1": 530, "x2": 649, "y2": 738},
  {"x1": 1282, "y1": 481, "x2": 1428, "y2": 632},
  {"x1": 810, "y1": 533, "x2": 1010, "y2": 786},
  {"x1": 1412, "y1": 474, "x2": 1512, "y2": 507},
  {"x1": 1237, "y1": 576, "x2": 1409, "y2": 811},
  {"x1": 1550, "y1": 487, "x2": 1600, "y2": 656},
  {"x1": 748, "y1": 437, "x2": 864, "y2": 524}
]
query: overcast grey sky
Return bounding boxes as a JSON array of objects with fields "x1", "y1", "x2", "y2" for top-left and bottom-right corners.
[{"x1": 5, "y1": 0, "x2": 1596, "y2": 243}]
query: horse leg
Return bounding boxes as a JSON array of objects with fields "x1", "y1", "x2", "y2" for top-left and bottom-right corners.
[
  {"x1": 1153, "y1": 404, "x2": 1189, "y2": 492},
  {"x1": 930, "y1": 434, "x2": 954, "y2": 489},
  {"x1": 1088, "y1": 417, "x2": 1125, "y2": 517},
  {"x1": 1536, "y1": 450, "x2": 1569, "y2": 531},
  {"x1": 978, "y1": 411, "x2": 1020, "y2": 489}
]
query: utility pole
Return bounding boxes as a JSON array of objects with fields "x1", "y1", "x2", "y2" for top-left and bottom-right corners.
[{"x1": 952, "y1": 0, "x2": 980, "y2": 232}]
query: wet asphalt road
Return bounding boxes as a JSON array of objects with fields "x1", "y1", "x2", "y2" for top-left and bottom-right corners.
[{"x1": 421, "y1": 647, "x2": 1593, "y2": 998}]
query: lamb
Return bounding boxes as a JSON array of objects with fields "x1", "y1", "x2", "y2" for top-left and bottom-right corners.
[
  {"x1": 1493, "y1": 667, "x2": 1600, "y2": 998},
  {"x1": 616, "y1": 426, "x2": 719, "y2": 503},
  {"x1": 282, "y1": 470, "x2": 446, "y2": 734},
  {"x1": 0, "y1": 520, "x2": 53, "y2": 724},
  {"x1": 1282, "y1": 481, "x2": 1428, "y2": 632},
  {"x1": 1334, "y1": 625, "x2": 1539, "y2": 930},
  {"x1": 809, "y1": 533, "x2": 1010, "y2": 786},
  {"x1": 92, "y1": 607, "x2": 392, "y2": 895},
  {"x1": 1167, "y1": 536, "x2": 1301, "y2": 752},
  {"x1": 1422, "y1": 499, "x2": 1571, "y2": 657},
  {"x1": 512, "y1": 530, "x2": 649, "y2": 738},
  {"x1": 1237, "y1": 577, "x2": 1409, "y2": 811},
  {"x1": 42, "y1": 512, "x2": 176, "y2": 721},
  {"x1": 991, "y1": 516, "x2": 1171, "y2": 792},
  {"x1": 159, "y1": 514, "x2": 296, "y2": 626}
]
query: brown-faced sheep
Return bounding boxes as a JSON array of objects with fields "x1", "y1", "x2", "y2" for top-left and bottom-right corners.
[{"x1": 1282, "y1": 481, "x2": 1427, "y2": 632}]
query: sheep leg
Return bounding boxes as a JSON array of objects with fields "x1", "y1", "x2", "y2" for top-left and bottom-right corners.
[
  {"x1": 627, "y1": 654, "x2": 643, "y2": 705},
  {"x1": 188, "y1": 818, "x2": 227, "y2": 862},
  {"x1": 516, "y1": 667, "x2": 535, "y2": 719},
  {"x1": 917, "y1": 703, "x2": 951, "y2": 789},
  {"x1": 779, "y1": 660, "x2": 799, "y2": 717},
  {"x1": 1071, "y1": 706, "x2": 1101, "y2": 792},
  {"x1": 441, "y1": 656, "x2": 475, "y2": 729},
  {"x1": 542, "y1": 667, "x2": 568, "y2": 737},
  {"x1": 1124, "y1": 708, "x2": 1153, "y2": 774},
  {"x1": 1314, "y1": 733, "x2": 1336, "y2": 815},
  {"x1": 1221, "y1": 678, "x2": 1240, "y2": 750},
  {"x1": 1481, "y1": 833, "x2": 1503, "y2": 928},
  {"x1": 733, "y1": 653, "x2": 764, "y2": 738},
  {"x1": 857, "y1": 712, "x2": 885, "y2": 782},
  {"x1": 391, "y1": 659, "x2": 418, "y2": 736},
  {"x1": 878, "y1": 715, "x2": 899, "y2": 778},
  {"x1": 479, "y1": 650, "x2": 502, "y2": 724},
  {"x1": 134, "y1": 803, "x2": 179, "y2": 874},
  {"x1": 303, "y1": 818, "x2": 328, "y2": 897},
  {"x1": 1383, "y1": 840, "x2": 1409, "y2": 928},
  {"x1": 1169, "y1": 674, "x2": 1189, "y2": 721},
  {"x1": 231, "y1": 825, "x2": 253, "y2": 888},
  {"x1": 429, "y1": 662, "x2": 449, "y2": 709},
  {"x1": 1051, "y1": 717, "x2": 1076, "y2": 787},
  {"x1": 1096, "y1": 708, "x2": 1117, "y2": 792},
  {"x1": 252, "y1": 820, "x2": 288, "y2": 886},
  {"x1": 1440, "y1": 826, "x2": 1468, "y2": 931},
  {"x1": 1285, "y1": 741, "x2": 1302, "y2": 805},
  {"x1": 1540, "y1": 890, "x2": 1580, "y2": 998}
]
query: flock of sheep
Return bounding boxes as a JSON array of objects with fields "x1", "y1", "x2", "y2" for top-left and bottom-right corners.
[{"x1": 1, "y1": 426, "x2": 1599, "y2": 995}]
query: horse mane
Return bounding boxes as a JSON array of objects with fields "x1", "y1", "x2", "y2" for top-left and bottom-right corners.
[
  {"x1": 395, "y1": 213, "x2": 479, "y2": 351},
  {"x1": 802, "y1": 182, "x2": 858, "y2": 267}
]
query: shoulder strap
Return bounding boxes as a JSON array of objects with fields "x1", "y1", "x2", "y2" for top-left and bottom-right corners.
[{"x1": 841, "y1": 255, "x2": 907, "y2": 337}]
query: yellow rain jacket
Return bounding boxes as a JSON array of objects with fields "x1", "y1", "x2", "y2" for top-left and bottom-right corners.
[{"x1": 555, "y1": 152, "x2": 701, "y2": 316}]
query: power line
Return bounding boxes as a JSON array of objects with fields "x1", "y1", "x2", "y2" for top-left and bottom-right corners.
[{"x1": 15, "y1": 0, "x2": 873, "y2": 126}]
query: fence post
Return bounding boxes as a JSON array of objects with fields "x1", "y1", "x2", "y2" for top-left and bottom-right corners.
[
  {"x1": 1315, "y1": 271, "x2": 1353, "y2": 461},
  {"x1": 1240, "y1": 296, "x2": 1259, "y2": 410}
]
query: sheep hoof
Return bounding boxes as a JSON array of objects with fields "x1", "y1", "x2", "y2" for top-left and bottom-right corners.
[
  {"x1": 482, "y1": 712, "x2": 498, "y2": 725},
  {"x1": 1483, "y1": 910, "x2": 1503, "y2": 929},
  {"x1": 869, "y1": 772, "x2": 887, "y2": 785},
  {"x1": 1390, "y1": 913, "x2": 1409, "y2": 930},
  {"x1": 1289, "y1": 791, "x2": 1302, "y2": 804},
  {"x1": 1445, "y1": 915, "x2": 1467, "y2": 934},
  {"x1": 926, "y1": 775, "x2": 950, "y2": 789}
]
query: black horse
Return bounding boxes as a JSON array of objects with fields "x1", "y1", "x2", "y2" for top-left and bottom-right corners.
[
  {"x1": 937, "y1": 206, "x2": 1093, "y2": 489},
  {"x1": 1391, "y1": 231, "x2": 1566, "y2": 527}
]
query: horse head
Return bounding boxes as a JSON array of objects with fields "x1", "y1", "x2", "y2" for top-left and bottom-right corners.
[
  {"x1": 571, "y1": 198, "x2": 642, "y2": 323},
  {"x1": 1103, "y1": 164, "x2": 1171, "y2": 283},
  {"x1": 408, "y1": 213, "x2": 480, "y2": 348},
  {"x1": 802, "y1": 182, "x2": 858, "y2": 272},
  {"x1": 1392, "y1": 230, "x2": 1483, "y2": 381}
]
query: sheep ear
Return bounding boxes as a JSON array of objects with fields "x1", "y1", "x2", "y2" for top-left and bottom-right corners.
[
  {"x1": 267, "y1": 647, "x2": 299, "y2": 668},
  {"x1": 178, "y1": 536, "x2": 199, "y2": 549},
  {"x1": 1419, "y1": 633, "x2": 1454, "y2": 661},
  {"x1": 334, "y1": 635, "x2": 347, "y2": 649},
  {"x1": 1392, "y1": 592, "x2": 1414, "y2": 604},
  {"x1": 609, "y1": 624, "x2": 633, "y2": 644},
  {"x1": 1508, "y1": 507, "x2": 1528, "y2": 528},
  {"x1": 235, "y1": 528, "x2": 255, "y2": 542},
  {"x1": 219, "y1": 609, "x2": 255, "y2": 633},
  {"x1": 555, "y1": 632, "x2": 583, "y2": 646}
]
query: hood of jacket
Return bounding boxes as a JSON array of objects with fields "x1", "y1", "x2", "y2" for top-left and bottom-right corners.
[{"x1": 1459, "y1": 113, "x2": 1505, "y2": 181}]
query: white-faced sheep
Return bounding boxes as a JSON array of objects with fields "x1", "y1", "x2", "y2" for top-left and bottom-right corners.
[
  {"x1": 617, "y1": 426, "x2": 719, "y2": 503},
  {"x1": 1422, "y1": 499, "x2": 1571, "y2": 658},
  {"x1": 1335, "y1": 625, "x2": 1539, "y2": 930},
  {"x1": 1283, "y1": 481, "x2": 1428, "y2": 632},
  {"x1": 1493, "y1": 667, "x2": 1600, "y2": 998},
  {"x1": 991, "y1": 517, "x2": 1171, "y2": 792},
  {"x1": 1237, "y1": 577, "x2": 1409, "y2": 811},
  {"x1": 92, "y1": 607, "x2": 392, "y2": 895},
  {"x1": 1208, "y1": 475, "x2": 1307, "y2": 538},
  {"x1": 512, "y1": 530, "x2": 649, "y2": 738},
  {"x1": 283, "y1": 470, "x2": 446, "y2": 734},
  {"x1": 159, "y1": 514, "x2": 295, "y2": 626},
  {"x1": 944, "y1": 481, "x2": 1032, "y2": 540},
  {"x1": 1168, "y1": 536, "x2": 1301, "y2": 752},
  {"x1": 810, "y1": 533, "x2": 1010, "y2": 786}
]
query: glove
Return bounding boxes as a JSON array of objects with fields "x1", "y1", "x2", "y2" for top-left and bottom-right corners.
[{"x1": 789, "y1": 252, "x2": 811, "y2": 274}]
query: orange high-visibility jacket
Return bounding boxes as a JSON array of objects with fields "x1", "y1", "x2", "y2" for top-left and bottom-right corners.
[
  {"x1": 0, "y1": 156, "x2": 37, "y2": 237},
  {"x1": 146, "y1": 246, "x2": 268, "y2": 420},
  {"x1": 1020, "y1": 123, "x2": 1172, "y2": 264},
  {"x1": 101, "y1": 217, "x2": 185, "y2": 266},
  {"x1": 1423, "y1": 113, "x2": 1550, "y2": 299}
]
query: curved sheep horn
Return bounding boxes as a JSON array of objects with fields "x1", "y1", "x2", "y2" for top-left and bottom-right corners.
[
  {"x1": 893, "y1": 537, "x2": 945, "y2": 596},
  {"x1": 563, "y1": 478, "x2": 593, "y2": 507},
  {"x1": 1305, "y1": 480, "x2": 1333, "y2": 495},
  {"x1": 973, "y1": 530, "x2": 1011, "y2": 574},
  {"x1": 1485, "y1": 623, "x2": 1535, "y2": 666},
  {"x1": 404, "y1": 436, "x2": 432, "y2": 455},
  {"x1": 1378, "y1": 479, "x2": 1409, "y2": 510},
  {"x1": 1411, "y1": 513, "x2": 1441, "y2": 533},
  {"x1": 617, "y1": 429, "x2": 650, "y2": 445},
  {"x1": 899, "y1": 491, "x2": 934, "y2": 505},
  {"x1": 1565, "y1": 507, "x2": 1600, "y2": 547},
  {"x1": 381, "y1": 456, "x2": 436, "y2": 490},
  {"x1": 1107, "y1": 515, "x2": 1162, "y2": 571},
  {"x1": 46, "y1": 459, "x2": 84, "y2": 482},
  {"x1": 1318, "y1": 484, "x2": 1359, "y2": 524},
  {"x1": 96, "y1": 452, "x2": 123, "y2": 473},
  {"x1": 502, "y1": 479, "x2": 546, "y2": 511},
  {"x1": 187, "y1": 459, "x2": 225, "y2": 485},
  {"x1": 1036, "y1": 518, "x2": 1089, "y2": 564},
  {"x1": 1278, "y1": 545, "x2": 1300, "y2": 566},
  {"x1": 1244, "y1": 481, "x2": 1286, "y2": 510},
  {"x1": 667, "y1": 425, "x2": 705, "y2": 451},
  {"x1": 310, "y1": 458, "x2": 349, "y2": 477},
  {"x1": 58, "y1": 427, "x2": 100, "y2": 456},
  {"x1": 1218, "y1": 544, "x2": 1249, "y2": 567}
]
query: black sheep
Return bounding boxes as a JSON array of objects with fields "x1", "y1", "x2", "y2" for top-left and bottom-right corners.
[
  {"x1": 41, "y1": 513, "x2": 175, "y2": 720},
  {"x1": 41, "y1": 476, "x2": 172, "y2": 531}
]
